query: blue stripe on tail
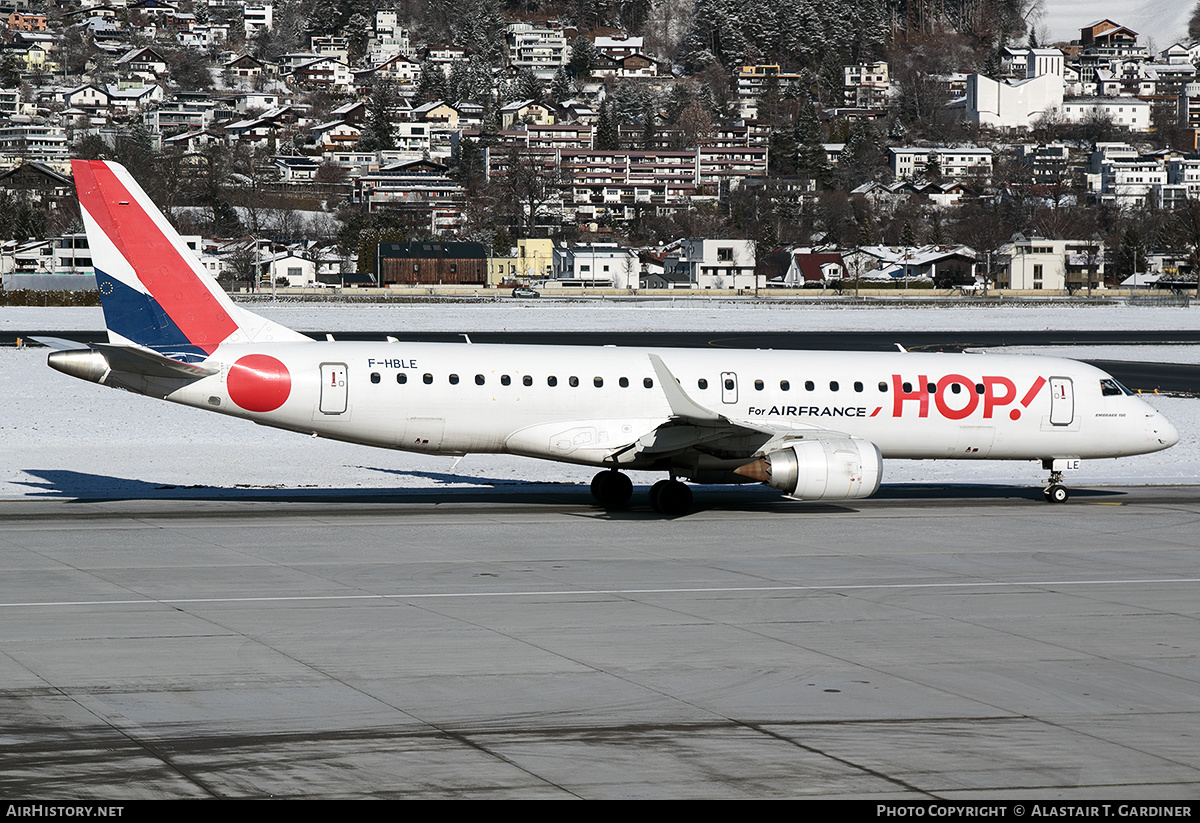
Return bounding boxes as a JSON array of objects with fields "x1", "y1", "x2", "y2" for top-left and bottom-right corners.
[{"x1": 95, "y1": 269, "x2": 209, "y2": 361}]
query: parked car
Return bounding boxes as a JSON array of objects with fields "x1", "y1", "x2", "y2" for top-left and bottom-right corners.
[{"x1": 512, "y1": 286, "x2": 540, "y2": 298}]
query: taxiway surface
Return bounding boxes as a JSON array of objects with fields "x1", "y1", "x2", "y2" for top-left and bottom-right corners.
[{"x1": 2, "y1": 486, "x2": 1198, "y2": 798}]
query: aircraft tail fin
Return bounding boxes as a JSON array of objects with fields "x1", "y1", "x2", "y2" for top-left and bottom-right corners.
[{"x1": 72, "y1": 159, "x2": 307, "y2": 359}]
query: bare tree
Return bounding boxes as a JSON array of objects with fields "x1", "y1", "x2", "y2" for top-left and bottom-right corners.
[{"x1": 495, "y1": 147, "x2": 566, "y2": 238}]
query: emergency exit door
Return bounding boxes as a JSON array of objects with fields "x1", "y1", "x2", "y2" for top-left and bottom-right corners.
[{"x1": 721, "y1": 372, "x2": 738, "y2": 404}]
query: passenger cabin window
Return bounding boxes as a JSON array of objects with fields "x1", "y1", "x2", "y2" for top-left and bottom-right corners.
[
  {"x1": 569, "y1": 376, "x2": 579, "y2": 387},
  {"x1": 449, "y1": 374, "x2": 459, "y2": 385},
  {"x1": 853, "y1": 381, "x2": 863, "y2": 392},
  {"x1": 927, "y1": 382, "x2": 937, "y2": 394},
  {"x1": 698, "y1": 378, "x2": 708, "y2": 389},
  {"x1": 501, "y1": 375, "x2": 511, "y2": 386},
  {"x1": 423, "y1": 373, "x2": 433, "y2": 384},
  {"x1": 475, "y1": 374, "x2": 485, "y2": 385},
  {"x1": 523, "y1": 375, "x2": 533, "y2": 386},
  {"x1": 620, "y1": 377, "x2": 629, "y2": 388},
  {"x1": 724, "y1": 378, "x2": 735, "y2": 390},
  {"x1": 547, "y1": 376, "x2": 558, "y2": 387},
  {"x1": 878, "y1": 382, "x2": 888, "y2": 392},
  {"x1": 644, "y1": 378, "x2": 654, "y2": 388},
  {"x1": 903, "y1": 382, "x2": 912, "y2": 393},
  {"x1": 371, "y1": 372, "x2": 381, "y2": 384},
  {"x1": 805, "y1": 381, "x2": 815, "y2": 391},
  {"x1": 829, "y1": 381, "x2": 839, "y2": 391},
  {"x1": 397, "y1": 373, "x2": 407, "y2": 384},
  {"x1": 594, "y1": 377, "x2": 603, "y2": 387},
  {"x1": 975, "y1": 383, "x2": 984, "y2": 394},
  {"x1": 754, "y1": 379, "x2": 764, "y2": 391}
]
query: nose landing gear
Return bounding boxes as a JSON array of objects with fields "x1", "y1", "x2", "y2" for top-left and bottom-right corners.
[{"x1": 1042, "y1": 469, "x2": 1069, "y2": 503}]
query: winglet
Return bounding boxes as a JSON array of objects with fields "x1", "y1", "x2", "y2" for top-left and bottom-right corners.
[{"x1": 648, "y1": 354, "x2": 723, "y2": 424}]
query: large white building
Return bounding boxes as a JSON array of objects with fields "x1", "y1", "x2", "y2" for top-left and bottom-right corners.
[
  {"x1": 961, "y1": 48, "x2": 1065, "y2": 130},
  {"x1": 1000, "y1": 237, "x2": 1105, "y2": 291},
  {"x1": 963, "y1": 72, "x2": 1064, "y2": 130},
  {"x1": 664, "y1": 239, "x2": 760, "y2": 291},
  {"x1": 1060, "y1": 97, "x2": 1151, "y2": 131},
  {"x1": 552, "y1": 243, "x2": 639, "y2": 288},
  {"x1": 505, "y1": 23, "x2": 568, "y2": 73},
  {"x1": 889, "y1": 147, "x2": 993, "y2": 181}
]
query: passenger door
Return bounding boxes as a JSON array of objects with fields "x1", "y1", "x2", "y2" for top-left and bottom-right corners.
[
  {"x1": 320, "y1": 363, "x2": 348, "y2": 414},
  {"x1": 1049, "y1": 377, "x2": 1074, "y2": 426}
]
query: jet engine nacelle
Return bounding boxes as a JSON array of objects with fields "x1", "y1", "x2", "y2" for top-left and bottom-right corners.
[{"x1": 735, "y1": 437, "x2": 883, "y2": 500}]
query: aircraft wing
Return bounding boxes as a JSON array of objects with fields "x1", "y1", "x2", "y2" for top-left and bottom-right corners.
[{"x1": 621, "y1": 355, "x2": 843, "y2": 462}]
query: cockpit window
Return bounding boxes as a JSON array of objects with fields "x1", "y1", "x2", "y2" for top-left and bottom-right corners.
[{"x1": 1100, "y1": 378, "x2": 1133, "y2": 397}]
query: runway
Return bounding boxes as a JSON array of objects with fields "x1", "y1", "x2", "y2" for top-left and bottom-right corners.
[{"x1": 2, "y1": 487, "x2": 1199, "y2": 798}]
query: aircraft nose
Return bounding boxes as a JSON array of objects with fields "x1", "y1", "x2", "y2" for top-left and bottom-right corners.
[{"x1": 1153, "y1": 414, "x2": 1179, "y2": 449}]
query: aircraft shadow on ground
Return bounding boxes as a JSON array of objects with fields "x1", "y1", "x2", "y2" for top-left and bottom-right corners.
[
  {"x1": 14, "y1": 468, "x2": 1123, "y2": 510},
  {"x1": 16, "y1": 468, "x2": 575, "y2": 504}
]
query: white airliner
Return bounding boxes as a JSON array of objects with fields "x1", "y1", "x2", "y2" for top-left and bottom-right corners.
[{"x1": 42, "y1": 160, "x2": 1179, "y2": 514}]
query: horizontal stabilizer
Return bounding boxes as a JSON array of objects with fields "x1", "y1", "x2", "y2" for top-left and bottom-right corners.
[
  {"x1": 93, "y1": 343, "x2": 218, "y2": 379},
  {"x1": 29, "y1": 336, "x2": 88, "y2": 351}
]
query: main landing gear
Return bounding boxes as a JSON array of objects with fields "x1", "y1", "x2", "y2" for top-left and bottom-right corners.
[
  {"x1": 649, "y1": 478, "x2": 692, "y2": 516},
  {"x1": 588, "y1": 470, "x2": 694, "y2": 516},
  {"x1": 590, "y1": 470, "x2": 632, "y2": 509},
  {"x1": 1042, "y1": 470, "x2": 1069, "y2": 504}
]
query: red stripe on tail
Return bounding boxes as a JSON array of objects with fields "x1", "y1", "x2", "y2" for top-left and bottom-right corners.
[{"x1": 73, "y1": 160, "x2": 238, "y2": 354}]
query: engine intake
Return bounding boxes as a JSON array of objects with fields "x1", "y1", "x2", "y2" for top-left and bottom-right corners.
[{"x1": 734, "y1": 437, "x2": 882, "y2": 500}]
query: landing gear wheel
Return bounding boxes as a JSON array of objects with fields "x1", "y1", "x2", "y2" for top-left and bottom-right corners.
[
  {"x1": 1044, "y1": 484, "x2": 1069, "y2": 504},
  {"x1": 651, "y1": 479, "x2": 693, "y2": 516},
  {"x1": 590, "y1": 470, "x2": 632, "y2": 508},
  {"x1": 649, "y1": 479, "x2": 670, "y2": 511}
]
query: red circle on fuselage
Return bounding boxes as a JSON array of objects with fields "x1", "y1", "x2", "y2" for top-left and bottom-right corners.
[{"x1": 228, "y1": 354, "x2": 291, "y2": 412}]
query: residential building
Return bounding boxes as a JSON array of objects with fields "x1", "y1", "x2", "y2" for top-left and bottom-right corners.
[
  {"x1": 552, "y1": 243, "x2": 640, "y2": 288},
  {"x1": 843, "y1": 61, "x2": 891, "y2": 108},
  {"x1": 505, "y1": 23, "x2": 568, "y2": 72},
  {"x1": 664, "y1": 239, "x2": 759, "y2": 290},
  {"x1": 353, "y1": 159, "x2": 466, "y2": 233},
  {"x1": 735, "y1": 64, "x2": 801, "y2": 97},
  {"x1": 999, "y1": 237, "x2": 1105, "y2": 290},
  {"x1": 376, "y1": 241, "x2": 488, "y2": 286},
  {"x1": 244, "y1": 4, "x2": 272, "y2": 36},
  {"x1": 889, "y1": 147, "x2": 993, "y2": 181}
]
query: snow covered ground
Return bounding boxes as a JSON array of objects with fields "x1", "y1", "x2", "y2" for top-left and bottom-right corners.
[
  {"x1": 7, "y1": 299, "x2": 1200, "y2": 334},
  {"x1": 3, "y1": 301, "x2": 1197, "y2": 500}
]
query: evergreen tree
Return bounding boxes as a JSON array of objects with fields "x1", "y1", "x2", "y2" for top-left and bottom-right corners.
[
  {"x1": 768, "y1": 124, "x2": 797, "y2": 177},
  {"x1": 357, "y1": 80, "x2": 397, "y2": 151},
  {"x1": 551, "y1": 67, "x2": 572, "y2": 104},
  {"x1": 595, "y1": 100, "x2": 620, "y2": 149},
  {"x1": 515, "y1": 68, "x2": 542, "y2": 103},
  {"x1": 569, "y1": 36, "x2": 597, "y2": 79},
  {"x1": 640, "y1": 101, "x2": 657, "y2": 149},
  {"x1": 795, "y1": 103, "x2": 829, "y2": 188},
  {"x1": 1115, "y1": 226, "x2": 1147, "y2": 277},
  {"x1": 416, "y1": 60, "x2": 448, "y2": 104}
]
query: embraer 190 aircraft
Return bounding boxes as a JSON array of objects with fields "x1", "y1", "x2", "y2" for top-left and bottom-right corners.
[{"x1": 42, "y1": 160, "x2": 1179, "y2": 514}]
